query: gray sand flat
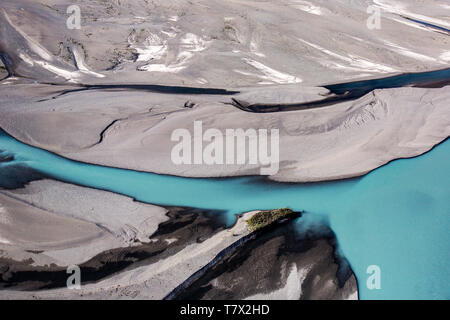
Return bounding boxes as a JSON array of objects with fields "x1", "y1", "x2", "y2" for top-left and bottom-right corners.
[
  {"x1": 0, "y1": 179, "x2": 169, "y2": 266},
  {"x1": 0, "y1": 0, "x2": 449, "y2": 182},
  {"x1": 0, "y1": 1, "x2": 449, "y2": 86},
  {"x1": 0, "y1": 193, "x2": 104, "y2": 250},
  {"x1": 1, "y1": 84, "x2": 446, "y2": 182}
]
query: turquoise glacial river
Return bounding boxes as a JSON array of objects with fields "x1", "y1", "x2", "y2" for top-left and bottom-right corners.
[{"x1": 0, "y1": 130, "x2": 449, "y2": 300}]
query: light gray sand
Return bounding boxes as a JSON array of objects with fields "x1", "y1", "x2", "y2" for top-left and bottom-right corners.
[
  {"x1": 0, "y1": 0, "x2": 449, "y2": 182},
  {"x1": 1, "y1": 84, "x2": 447, "y2": 182},
  {"x1": 1, "y1": 1, "x2": 449, "y2": 86},
  {"x1": 0, "y1": 179, "x2": 169, "y2": 266},
  {"x1": 0, "y1": 193, "x2": 104, "y2": 250},
  {"x1": 67, "y1": 86, "x2": 450, "y2": 182}
]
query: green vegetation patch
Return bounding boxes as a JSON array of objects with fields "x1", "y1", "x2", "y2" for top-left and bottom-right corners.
[{"x1": 246, "y1": 208, "x2": 296, "y2": 232}]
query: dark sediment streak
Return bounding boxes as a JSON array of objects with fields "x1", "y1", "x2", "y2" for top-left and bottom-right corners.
[
  {"x1": 82, "y1": 84, "x2": 239, "y2": 95},
  {"x1": 231, "y1": 68, "x2": 450, "y2": 113},
  {"x1": 402, "y1": 16, "x2": 450, "y2": 34},
  {"x1": 0, "y1": 207, "x2": 228, "y2": 291},
  {"x1": 36, "y1": 83, "x2": 240, "y2": 102},
  {"x1": 231, "y1": 93, "x2": 353, "y2": 113},
  {"x1": 165, "y1": 213, "x2": 357, "y2": 300}
]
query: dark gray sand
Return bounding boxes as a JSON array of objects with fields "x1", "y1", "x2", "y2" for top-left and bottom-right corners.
[{"x1": 167, "y1": 216, "x2": 357, "y2": 300}]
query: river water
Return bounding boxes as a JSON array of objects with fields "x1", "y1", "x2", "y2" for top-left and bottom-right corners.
[{"x1": 0, "y1": 130, "x2": 448, "y2": 299}]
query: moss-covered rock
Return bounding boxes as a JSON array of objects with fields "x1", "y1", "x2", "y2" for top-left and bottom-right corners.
[{"x1": 246, "y1": 208, "x2": 297, "y2": 232}]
